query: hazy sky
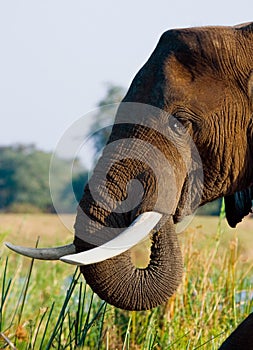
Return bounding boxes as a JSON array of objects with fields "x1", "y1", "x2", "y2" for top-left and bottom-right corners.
[{"x1": 1, "y1": 0, "x2": 252, "y2": 152}]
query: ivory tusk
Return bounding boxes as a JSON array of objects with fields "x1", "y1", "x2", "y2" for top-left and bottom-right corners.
[
  {"x1": 60, "y1": 211, "x2": 162, "y2": 266},
  {"x1": 5, "y1": 242, "x2": 76, "y2": 260}
]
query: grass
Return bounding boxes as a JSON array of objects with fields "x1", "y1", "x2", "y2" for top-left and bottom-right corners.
[{"x1": 0, "y1": 205, "x2": 253, "y2": 349}]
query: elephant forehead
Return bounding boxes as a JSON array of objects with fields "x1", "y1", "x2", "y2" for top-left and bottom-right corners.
[{"x1": 164, "y1": 54, "x2": 228, "y2": 114}]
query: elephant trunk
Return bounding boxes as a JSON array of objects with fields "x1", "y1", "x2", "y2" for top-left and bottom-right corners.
[
  {"x1": 73, "y1": 131, "x2": 185, "y2": 310},
  {"x1": 75, "y1": 217, "x2": 183, "y2": 310}
]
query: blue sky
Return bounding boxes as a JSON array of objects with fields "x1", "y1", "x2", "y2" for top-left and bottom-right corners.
[{"x1": 1, "y1": 0, "x2": 252, "y2": 152}]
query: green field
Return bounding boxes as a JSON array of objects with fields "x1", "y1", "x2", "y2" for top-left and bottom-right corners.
[{"x1": 0, "y1": 210, "x2": 253, "y2": 349}]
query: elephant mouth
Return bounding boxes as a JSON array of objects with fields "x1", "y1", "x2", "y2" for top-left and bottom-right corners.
[{"x1": 5, "y1": 211, "x2": 163, "y2": 265}]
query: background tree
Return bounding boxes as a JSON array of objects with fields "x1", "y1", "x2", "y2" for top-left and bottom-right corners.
[
  {"x1": 196, "y1": 199, "x2": 222, "y2": 216},
  {"x1": 0, "y1": 144, "x2": 51, "y2": 212},
  {"x1": 0, "y1": 144, "x2": 88, "y2": 213},
  {"x1": 57, "y1": 171, "x2": 89, "y2": 213},
  {"x1": 89, "y1": 84, "x2": 125, "y2": 154}
]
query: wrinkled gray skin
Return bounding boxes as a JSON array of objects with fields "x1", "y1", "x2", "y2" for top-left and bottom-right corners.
[{"x1": 73, "y1": 22, "x2": 253, "y2": 311}]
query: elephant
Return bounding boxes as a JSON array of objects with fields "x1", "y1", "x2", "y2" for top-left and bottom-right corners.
[{"x1": 6, "y1": 22, "x2": 253, "y2": 315}]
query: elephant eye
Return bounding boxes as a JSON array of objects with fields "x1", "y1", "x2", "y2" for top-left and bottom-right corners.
[{"x1": 168, "y1": 116, "x2": 187, "y2": 135}]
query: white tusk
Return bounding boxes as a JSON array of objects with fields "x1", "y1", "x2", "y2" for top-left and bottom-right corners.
[
  {"x1": 5, "y1": 242, "x2": 76, "y2": 260},
  {"x1": 60, "y1": 211, "x2": 162, "y2": 266}
]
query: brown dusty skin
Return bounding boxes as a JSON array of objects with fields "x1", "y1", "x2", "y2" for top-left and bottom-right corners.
[{"x1": 76, "y1": 218, "x2": 183, "y2": 311}]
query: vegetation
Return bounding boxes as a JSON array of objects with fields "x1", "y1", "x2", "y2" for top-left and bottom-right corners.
[
  {"x1": 1, "y1": 205, "x2": 253, "y2": 349},
  {"x1": 89, "y1": 84, "x2": 125, "y2": 154},
  {"x1": 0, "y1": 144, "x2": 88, "y2": 213}
]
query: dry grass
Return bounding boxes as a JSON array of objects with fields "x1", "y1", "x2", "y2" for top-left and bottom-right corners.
[
  {"x1": 2, "y1": 212, "x2": 253, "y2": 260},
  {"x1": 0, "y1": 213, "x2": 74, "y2": 246},
  {"x1": 1, "y1": 212, "x2": 253, "y2": 349},
  {"x1": 189, "y1": 215, "x2": 253, "y2": 263}
]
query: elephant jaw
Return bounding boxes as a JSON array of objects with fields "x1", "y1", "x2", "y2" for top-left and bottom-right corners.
[{"x1": 5, "y1": 211, "x2": 162, "y2": 264}]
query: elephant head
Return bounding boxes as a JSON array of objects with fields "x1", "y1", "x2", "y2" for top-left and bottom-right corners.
[{"x1": 6, "y1": 22, "x2": 253, "y2": 311}]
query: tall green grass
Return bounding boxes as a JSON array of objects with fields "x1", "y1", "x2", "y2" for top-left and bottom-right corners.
[{"x1": 0, "y1": 206, "x2": 253, "y2": 349}]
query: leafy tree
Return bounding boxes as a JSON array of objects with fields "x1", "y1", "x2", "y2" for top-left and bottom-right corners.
[
  {"x1": 89, "y1": 84, "x2": 125, "y2": 154},
  {"x1": 0, "y1": 144, "x2": 51, "y2": 211},
  {"x1": 0, "y1": 144, "x2": 88, "y2": 213},
  {"x1": 196, "y1": 198, "x2": 222, "y2": 216},
  {"x1": 57, "y1": 171, "x2": 89, "y2": 213}
]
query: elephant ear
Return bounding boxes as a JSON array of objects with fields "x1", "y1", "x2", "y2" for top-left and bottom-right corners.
[
  {"x1": 248, "y1": 71, "x2": 253, "y2": 105},
  {"x1": 224, "y1": 187, "x2": 253, "y2": 228},
  {"x1": 235, "y1": 22, "x2": 253, "y2": 99},
  {"x1": 225, "y1": 23, "x2": 253, "y2": 228}
]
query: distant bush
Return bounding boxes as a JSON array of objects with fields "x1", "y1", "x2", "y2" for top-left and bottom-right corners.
[
  {"x1": 5, "y1": 203, "x2": 43, "y2": 214},
  {"x1": 0, "y1": 144, "x2": 88, "y2": 213},
  {"x1": 196, "y1": 198, "x2": 222, "y2": 216}
]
